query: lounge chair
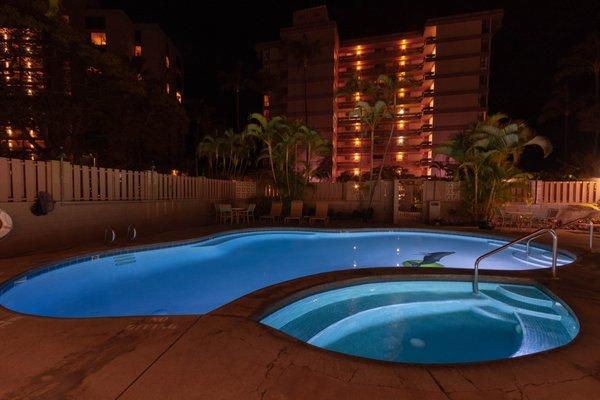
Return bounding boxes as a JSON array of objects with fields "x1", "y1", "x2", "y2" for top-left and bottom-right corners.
[
  {"x1": 218, "y1": 204, "x2": 233, "y2": 224},
  {"x1": 260, "y1": 202, "x2": 282, "y2": 222},
  {"x1": 309, "y1": 202, "x2": 329, "y2": 224},
  {"x1": 241, "y1": 204, "x2": 256, "y2": 223},
  {"x1": 285, "y1": 201, "x2": 303, "y2": 223}
]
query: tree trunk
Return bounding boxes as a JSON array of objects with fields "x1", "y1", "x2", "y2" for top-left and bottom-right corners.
[
  {"x1": 303, "y1": 63, "x2": 310, "y2": 166},
  {"x1": 235, "y1": 88, "x2": 241, "y2": 133},
  {"x1": 370, "y1": 96, "x2": 398, "y2": 208},
  {"x1": 594, "y1": 69, "x2": 599, "y2": 155},
  {"x1": 268, "y1": 144, "x2": 278, "y2": 187}
]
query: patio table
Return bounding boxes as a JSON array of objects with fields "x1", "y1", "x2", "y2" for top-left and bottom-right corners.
[{"x1": 231, "y1": 207, "x2": 246, "y2": 223}]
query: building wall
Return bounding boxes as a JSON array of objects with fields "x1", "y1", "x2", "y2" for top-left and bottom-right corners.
[{"x1": 258, "y1": 7, "x2": 502, "y2": 179}]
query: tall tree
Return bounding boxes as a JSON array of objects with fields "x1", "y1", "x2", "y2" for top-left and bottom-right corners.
[
  {"x1": 436, "y1": 113, "x2": 552, "y2": 222},
  {"x1": 286, "y1": 35, "x2": 321, "y2": 125},
  {"x1": 556, "y1": 30, "x2": 600, "y2": 154},
  {"x1": 539, "y1": 85, "x2": 586, "y2": 159},
  {"x1": 218, "y1": 62, "x2": 255, "y2": 133},
  {"x1": 246, "y1": 113, "x2": 286, "y2": 188}
]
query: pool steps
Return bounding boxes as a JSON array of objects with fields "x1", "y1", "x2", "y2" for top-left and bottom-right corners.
[
  {"x1": 481, "y1": 288, "x2": 561, "y2": 321},
  {"x1": 487, "y1": 239, "x2": 571, "y2": 268},
  {"x1": 271, "y1": 285, "x2": 563, "y2": 347},
  {"x1": 113, "y1": 254, "x2": 136, "y2": 266}
]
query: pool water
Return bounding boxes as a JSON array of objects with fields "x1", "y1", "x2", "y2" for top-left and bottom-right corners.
[
  {"x1": 260, "y1": 280, "x2": 580, "y2": 364},
  {"x1": 0, "y1": 230, "x2": 574, "y2": 318}
]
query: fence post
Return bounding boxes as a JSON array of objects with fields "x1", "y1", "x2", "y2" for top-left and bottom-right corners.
[
  {"x1": 0, "y1": 158, "x2": 8, "y2": 202},
  {"x1": 61, "y1": 161, "x2": 73, "y2": 201},
  {"x1": 49, "y1": 160, "x2": 62, "y2": 202}
]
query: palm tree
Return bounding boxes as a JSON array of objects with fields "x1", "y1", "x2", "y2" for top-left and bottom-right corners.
[
  {"x1": 197, "y1": 133, "x2": 221, "y2": 177},
  {"x1": 556, "y1": 30, "x2": 600, "y2": 154},
  {"x1": 286, "y1": 35, "x2": 322, "y2": 125},
  {"x1": 246, "y1": 113, "x2": 286, "y2": 188},
  {"x1": 369, "y1": 74, "x2": 418, "y2": 208},
  {"x1": 539, "y1": 85, "x2": 585, "y2": 159},
  {"x1": 436, "y1": 113, "x2": 552, "y2": 222},
  {"x1": 218, "y1": 63, "x2": 255, "y2": 133},
  {"x1": 299, "y1": 126, "x2": 331, "y2": 183},
  {"x1": 349, "y1": 100, "x2": 389, "y2": 199}
]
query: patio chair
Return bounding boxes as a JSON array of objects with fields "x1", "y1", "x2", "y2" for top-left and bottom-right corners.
[
  {"x1": 309, "y1": 202, "x2": 329, "y2": 224},
  {"x1": 218, "y1": 204, "x2": 233, "y2": 224},
  {"x1": 260, "y1": 202, "x2": 282, "y2": 222},
  {"x1": 530, "y1": 208, "x2": 555, "y2": 228},
  {"x1": 241, "y1": 204, "x2": 256, "y2": 223},
  {"x1": 285, "y1": 201, "x2": 303, "y2": 224},
  {"x1": 494, "y1": 207, "x2": 513, "y2": 228},
  {"x1": 544, "y1": 208, "x2": 560, "y2": 228}
]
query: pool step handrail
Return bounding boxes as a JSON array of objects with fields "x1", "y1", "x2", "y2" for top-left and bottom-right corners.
[
  {"x1": 473, "y1": 228, "x2": 557, "y2": 294},
  {"x1": 553, "y1": 217, "x2": 595, "y2": 251},
  {"x1": 104, "y1": 227, "x2": 116, "y2": 245},
  {"x1": 126, "y1": 224, "x2": 137, "y2": 242}
]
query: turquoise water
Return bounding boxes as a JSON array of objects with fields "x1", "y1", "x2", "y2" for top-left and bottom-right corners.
[
  {"x1": 0, "y1": 230, "x2": 575, "y2": 318},
  {"x1": 261, "y1": 280, "x2": 580, "y2": 364}
]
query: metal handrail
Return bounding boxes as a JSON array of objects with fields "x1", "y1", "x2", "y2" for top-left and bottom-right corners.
[
  {"x1": 554, "y1": 216, "x2": 595, "y2": 251},
  {"x1": 126, "y1": 224, "x2": 137, "y2": 242},
  {"x1": 104, "y1": 227, "x2": 116, "y2": 245},
  {"x1": 473, "y1": 228, "x2": 558, "y2": 294}
]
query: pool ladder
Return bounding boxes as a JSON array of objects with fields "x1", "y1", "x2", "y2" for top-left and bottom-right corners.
[
  {"x1": 473, "y1": 217, "x2": 595, "y2": 294},
  {"x1": 103, "y1": 224, "x2": 137, "y2": 246}
]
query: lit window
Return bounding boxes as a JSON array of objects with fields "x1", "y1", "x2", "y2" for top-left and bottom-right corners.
[
  {"x1": 90, "y1": 32, "x2": 107, "y2": 46},
  {"x1": 134, "y1": 45, "x2": 142, "y2": 57},
  {"x1": 354, "y1": 123, "x2": 361, "y2": 132},
  {"x1": 263, "y1": 94, "x2": 270, "y2": 107},
  {"x1": 166, "y1": 83, "x2": 170, "y2": 93},
  {"x1": 397, "y1": 136, "x2": 405, "y2": 145},
  {"x1": 165, "y1": 55, "x2": 170, "y2": 68},
  {"x1": 396, "y1": 153, "x2": 404, "y2": 162},
  {"x1": 353, "y1": 168, "x2": 360, "y2": 176},
  {"x1": 353, "y1": 153, "x2": 360, "y2": 162},
  {"x1": 354, "y1": 138, "x2": 361, "y2": 147},
  {"x1": 175, "y1": 91, "x2": 182, "y2": 103}
]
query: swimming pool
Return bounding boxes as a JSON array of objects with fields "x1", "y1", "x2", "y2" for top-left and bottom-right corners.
[
  {"x1": 260, "y1": 280, "x2": 580, "y2": 364},
  {"x1": 0, "y1": 229, "x2": 575, "y2": 318}
]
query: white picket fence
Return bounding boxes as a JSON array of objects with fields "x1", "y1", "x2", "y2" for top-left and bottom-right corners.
[
  {"x1": 0, "y1": 157, "x2": 256, "y2": 202},
  {"x1": 532, "y1": 180, "x2": 600, "y2": 205}
]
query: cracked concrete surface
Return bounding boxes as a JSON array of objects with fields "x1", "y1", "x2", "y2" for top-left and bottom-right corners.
[{"x1": 0, "y1": 224, "x2": 599, "y2": 399}]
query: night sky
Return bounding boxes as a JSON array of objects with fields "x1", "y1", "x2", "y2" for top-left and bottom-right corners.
[{"x1": 98, "y1": 0, "x2": 600, "y2": 133}]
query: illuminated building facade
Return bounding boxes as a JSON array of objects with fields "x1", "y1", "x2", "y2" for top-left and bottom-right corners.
[
  {"x1": 258, "y1": 6, "x2": 502, "y2": 178},
  {"x1": 1, "y1": 26, "x2": 46, "y2": 157},
  {"x1": 0, "y1": 1, "x2": 183, "y2": 158},
  {"x1": 81, "y1": 9, "x2": 184, "y2": 101}
]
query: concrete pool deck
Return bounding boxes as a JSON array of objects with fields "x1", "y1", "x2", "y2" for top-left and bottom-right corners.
[{"x1": 0, "y1": 223, "x2": 598, "y2": 400}]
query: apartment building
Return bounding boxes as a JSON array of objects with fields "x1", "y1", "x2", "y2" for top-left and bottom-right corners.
[
  {"x1": 258, "y1": 6, "x2": 502, "y2": 178},
  {"x1": 1, "y1": 0, "x2": 184, "y2": 158}
]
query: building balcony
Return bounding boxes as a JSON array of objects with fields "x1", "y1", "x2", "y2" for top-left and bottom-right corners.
[
  {"x1": 338, "y1": 46, "x2": 424, "y2": 63},
  {"x1": 422, "y1": 106, "x2": 434, "y2": 114},
  {"x1": 424, "y1": 54, "x2": 436, "y2": 62},
  {"x1": 422, "y1": 89, "x2": 434, "y2": 97},
  {"x1": 338, "y1": 63, "x2": 423, "y2": 80},
  {"x1": 423, "y1": 72, "x2": 435, "y2": 80},
  {"x1": 336, "y1": 96, "x2": 422, "y2": 109},
  {"x1": 424, "y1": 36, "x2": 436, "y2": 45},
  {"x1": 421, "y1": 124, "x2": 433, "y2": 132}
]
